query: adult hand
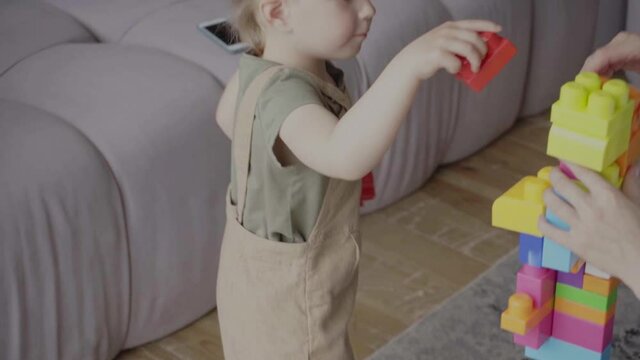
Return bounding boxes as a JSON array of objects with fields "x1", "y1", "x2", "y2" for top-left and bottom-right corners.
[
  {"x1": 539, "y1": 163, "x2": 640, "y2": 298},
  {"x1": 582, "y1": 32, "x2": 640, "y2": 76}
]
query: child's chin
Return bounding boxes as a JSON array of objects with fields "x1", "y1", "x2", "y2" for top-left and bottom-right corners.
[{"x1": 330, "y1": 45, "x2": 363, "y2": 60}]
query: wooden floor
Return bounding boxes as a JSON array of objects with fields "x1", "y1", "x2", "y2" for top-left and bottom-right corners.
[{"x1": 117, "y1": 113, "x2": 553, "y2": 360}]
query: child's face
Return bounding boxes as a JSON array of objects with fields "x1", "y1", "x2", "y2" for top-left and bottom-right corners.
[{"x1": 288, "y1": 0, "x2": 375, "y2": 60}]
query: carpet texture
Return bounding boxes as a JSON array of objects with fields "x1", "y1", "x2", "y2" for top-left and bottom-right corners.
[{"x1": 369, "y1": 251, "x2": 640, "y2": 360}]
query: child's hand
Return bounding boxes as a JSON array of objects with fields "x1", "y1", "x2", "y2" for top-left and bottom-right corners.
[
  {"x1": 395, "y1": 20, "x2": 502, "y2": 81},
  {"x1": 538, "y1": 163, "x2": 640, "y2": 297}
]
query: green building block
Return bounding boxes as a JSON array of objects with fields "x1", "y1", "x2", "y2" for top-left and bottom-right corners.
[{"x1": 555, "y1": 283, "x2": 617, "y2": 312}]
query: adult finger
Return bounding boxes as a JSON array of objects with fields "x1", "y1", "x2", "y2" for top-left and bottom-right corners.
[
  {"x1": 543, "y1": 188, "x2": 578, "y2": 227},
  {"x1": 581, "y1": 49, "x2": 610, "y2": 74},
  {"x1": 564, "y1": 162, "x2": 613, "y2": 197},
  {"x1": 538, "y1": 216, "x2": 577, "y2": 252},
  {"x1": 549, "y1": 167, "x2": 589, "y2": 209}
]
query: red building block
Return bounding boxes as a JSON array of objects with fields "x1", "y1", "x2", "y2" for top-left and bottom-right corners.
[
  {"x1": 457, "y1": 32, "x2": 517, "y2": 92},
  {"x1": 360, "y1": 171, "x2": 376, "y2": 205}
]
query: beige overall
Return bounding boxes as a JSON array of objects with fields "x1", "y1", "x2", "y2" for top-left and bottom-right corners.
[{"x1": 216, "y1": 66, "x2": 362, "y2": 360}]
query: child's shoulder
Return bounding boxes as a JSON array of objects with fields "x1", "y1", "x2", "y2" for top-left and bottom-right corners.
[
  {"x1": 240, "y1": 54, "x2": 320, "y2": 95},
  {"x1": 238, "y1": 54, "x2": 323, "y2": 110}
]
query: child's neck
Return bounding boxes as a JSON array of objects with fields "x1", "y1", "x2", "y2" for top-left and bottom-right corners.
[{"x1": 261, "y1": 44, "x2": 334, "y2": 86}]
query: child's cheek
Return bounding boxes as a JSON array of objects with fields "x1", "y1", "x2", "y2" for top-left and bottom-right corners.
[
  {"x1": 295, "y1": 8, "x2": 358, "y2": 54},
  {"x1": 326, "y1": 13, "x2": 359, "y2": 47}
]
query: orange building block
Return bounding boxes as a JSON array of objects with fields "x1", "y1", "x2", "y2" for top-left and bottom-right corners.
[
  {"x1": 554, "y1": 296, "x2": 616, "y2": 326},
  {"x1": 571, "y1": 259, "x2": 586, "y2": 273},
  {"x1": 583, "y1": 274, "x2": 620, "y2": 297},
  {"x1": 617, "y1": 128, "x2": 640, "y2": 176},
  {"x1": 628, "y1": 82, "x2": 640, "y2": 132},
  {"x1": 501, "y1": 293, "x2": 553, "y2": 335}
]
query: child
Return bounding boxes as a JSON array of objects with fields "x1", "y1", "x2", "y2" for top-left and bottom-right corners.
[{"x1": 215, "y1": 0, "x2": 501, "y2": 358}]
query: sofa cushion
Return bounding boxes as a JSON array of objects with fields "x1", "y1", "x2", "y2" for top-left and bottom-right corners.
[
  {"x1": 627, "y1": 0, "x2": 640, "y2": 87},
  {"x1": 45, "y1": 0, "x2": 180, "y2": 42},
  {"x1": 520, "y1": 0, "x2": 600, "y2": 117},
  {"x1": 358, "y1": 0, "x2": 458, "y2": 212},
  {"x1": 0, "y1": 1, "x2": 94, "y2": 76},
  {"x1": 0, "y1": 43, "x2": 227, "y2": 347},
  {"x1": 438, "y1": 0, "x2": 532, "y2": 163},
  {"x1": 0, "y1": 99, "x2": 129, "y2": 360},
  {"x1": 593, "y1": 0, "x2": 627, "y2": 50},
  {"x1": 120, "y1": 0, "x2": 237, "y2": 84}
]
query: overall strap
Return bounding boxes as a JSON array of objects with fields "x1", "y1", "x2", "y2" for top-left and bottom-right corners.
[{"x1": 233, "y1": 65, "x2": 285, "y2": 223}]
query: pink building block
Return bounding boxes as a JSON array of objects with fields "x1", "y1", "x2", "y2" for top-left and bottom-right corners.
[
  {"x1": 559, "y1": 162, "x2": 578, "y2": 180},
  {"x1": 552, "y1": 311, "x2": 614, "y2": 352},
  {"x1": 516, "y1": 265, "x2": 557, "y2": 307},
  {"x1": 514, "y1": 311, "x2": 553, "y2": 349}
]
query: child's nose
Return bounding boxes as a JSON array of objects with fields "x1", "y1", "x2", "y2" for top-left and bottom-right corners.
[{"x1": 360, "y1": 0, "x2": 376, "y2": 21}]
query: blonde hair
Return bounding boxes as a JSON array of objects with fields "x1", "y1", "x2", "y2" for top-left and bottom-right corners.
[{"x1": 231, "y1": 0, "x2": 265, "y2": 56}]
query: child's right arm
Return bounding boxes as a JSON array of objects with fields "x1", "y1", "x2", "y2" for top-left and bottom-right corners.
[
  {"x1": 280, "y1": 20, "x2": 501, "y2": 181},
  {"x1": 216, "y1": 70, "x2": 240, "y2": 140}
]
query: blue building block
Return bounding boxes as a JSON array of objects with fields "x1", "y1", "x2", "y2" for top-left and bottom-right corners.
[
  {"x1": 519, "y1": 233, "x2": 543, "y2": 267},
  {"x1": 541, "y1": 208, "x2": 579, "y2": 272},
  {"x1": 542, "y1": 237, "x2": 579, "y2": 272},
  {"x1": 525, "y1": 337, "x2": 612, "y2": 360},
  {"x1": 546, "y1": 208, "x2": 570, "y2": 231}
]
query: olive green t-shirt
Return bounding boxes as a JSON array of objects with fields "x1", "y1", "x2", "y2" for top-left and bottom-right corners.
[{"x1": 229, "y1": 54, "x2": 352, "y2": 243}]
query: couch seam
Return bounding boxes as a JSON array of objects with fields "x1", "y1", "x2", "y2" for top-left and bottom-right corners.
[
  {"x1": 117, "y1": 0, "x2": 192, "y2": 43},
  {"x1": 0, "y1": 37, "x2": 94, "y2": 79}
]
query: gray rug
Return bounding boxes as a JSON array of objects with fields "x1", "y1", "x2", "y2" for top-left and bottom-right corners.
[{"x1": 369, "y1": 250, "x2": 640, "y2": 360}]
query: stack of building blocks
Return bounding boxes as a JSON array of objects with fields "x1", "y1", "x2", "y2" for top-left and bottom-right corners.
[{"x1": 492, "y1": 72, "x2": 639, "y2": 359}]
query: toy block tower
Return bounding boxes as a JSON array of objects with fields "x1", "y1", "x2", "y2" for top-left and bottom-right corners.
[{"x1": 493, "y1": 72, "x2": 640, "y2": 360}]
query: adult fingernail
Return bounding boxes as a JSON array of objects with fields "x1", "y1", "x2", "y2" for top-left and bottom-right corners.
[{"x1": 559, "y1": 162, "x2": 577, "y2": 180}]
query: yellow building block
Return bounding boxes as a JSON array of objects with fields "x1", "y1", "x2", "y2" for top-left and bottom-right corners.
[
  {"x1": 583, "y1": 274, "x2": 620, "y2": 297},
  {"x1": 551, "y1": 73, "x2": 633, "y2": 140},
  {"x1": 547, "y1": 125, "x2": 629, "y2": 172},
  {"x1": 537, "y1": 166, "x2": 554, "y2": 182},
  {"x1": 501, "y1": 293, "x2": 553, "y2": 335},
  {"x1": 492, "y1": 175, "x2": 550, "y2": 236},
  {"x1": 600, "y1": 162, "x2": 623, "y2": 188},
  {"x1": 554, "y1": 296, "x2": 616, "y2": 326},
  {"x1": 547, "y1": 73, "x2": 635, "y2": 172}
]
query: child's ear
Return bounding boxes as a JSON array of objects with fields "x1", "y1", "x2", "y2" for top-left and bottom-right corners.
[{"x1": 259, "y1": 0, "x2": 292, "y2": 32}]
